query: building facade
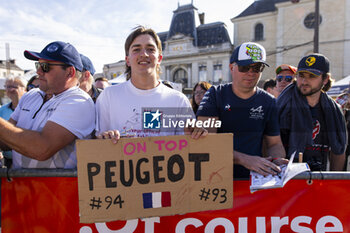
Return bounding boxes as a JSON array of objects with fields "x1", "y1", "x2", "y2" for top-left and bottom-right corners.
[
  {"x1": 0, "y1": 59, "x2": 25, "y2": 104},
  {"x1": 0, "y1": 59, "x2": 24, "y2": 80},
  {"x1": 103, "y1": 4, "x2": 232, "y2": 89},
  {"x1": 232, "y1": 0, "x2": 350, "y2": 81}
]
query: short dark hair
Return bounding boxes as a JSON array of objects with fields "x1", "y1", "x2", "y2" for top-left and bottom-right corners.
[
  {"x1": 95, "y1": 77, "x2": 109, "y2": 82},
  {"x1": 124, "y1": 25, "x2": 162, "y2": 80},
  {"x1": 263, "y1": 79, "x2": 276, "y2": 91}
]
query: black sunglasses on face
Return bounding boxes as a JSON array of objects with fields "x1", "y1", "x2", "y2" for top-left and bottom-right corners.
[
  {"x1": 236, "y1": 63, "x2": 265, "y2": 73},
  {"x1": 35, "y1": 62, "x2": 70, "y2": 73},
  {"x1": 276, "y1": 75, "x2": 293, "y2": 82}
]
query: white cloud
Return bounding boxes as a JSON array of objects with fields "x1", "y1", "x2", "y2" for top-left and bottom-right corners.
[{"x1": 0, "y1": 0, "x2": 253, "y2": 73}]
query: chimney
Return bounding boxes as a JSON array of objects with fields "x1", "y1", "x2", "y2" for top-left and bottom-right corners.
[{"x1": 199, "y1": 12, "x2": 205, "y2": 25}]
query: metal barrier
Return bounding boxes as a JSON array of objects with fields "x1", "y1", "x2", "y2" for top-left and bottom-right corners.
[
  {"x1": 2, "y1": 168, "x2": 350, "y2": 179},
  {"x1": 0, "y1": 168, "x2": 76, "y2": 177}
]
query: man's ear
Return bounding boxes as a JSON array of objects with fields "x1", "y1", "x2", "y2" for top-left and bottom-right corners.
[
  {"x1": 229, "y1": 63, "x2": 234, "y2": 72},
  {"x1": 67, "y1": 66, "x2": 76, "y2": 78},
  {"x1": 157, "y1": 54, "x2": 163, "y2": 63},
  {"x1": 83, "y1": 70, "x2": 90, "y2": 80},
  {"x1": 125, "y1": 55, "x2": 130, "y2": 67},
  {"x1": 323, "y1": 73, "x2": 330, "y2": 85}
]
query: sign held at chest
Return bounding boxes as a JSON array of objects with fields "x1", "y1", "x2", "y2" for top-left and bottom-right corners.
[{"x1": 76, "y1": 134, "x2": 233, "y2": 223}]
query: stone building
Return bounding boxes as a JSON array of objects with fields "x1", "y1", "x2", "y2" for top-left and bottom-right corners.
[
  {"x1": 102, "y1": 3, "x2": 232, "y2": 89},
  {"x1": 232, "y1": 0, "x2": 350, "y2": 81},
  {"x1": 0, "y1": 59, "x2": 25, "y2": 103},
  {"x1": 0, "y1": 59, "x2": 24, "y2": 80}
]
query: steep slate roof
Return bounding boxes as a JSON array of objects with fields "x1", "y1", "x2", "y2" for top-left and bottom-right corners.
[
  {"x1": 197, "y1": 22, "x2": 231, "y2": 47},
  {"x1": 167, "y1": 4, "x2": 198, "y2": 45},
  {"x1": 158, "y1": 4, "x2": 231, "y2": 48},
  {"x1": 234, "y1": 0, "x2": 289, "y2": 19}
]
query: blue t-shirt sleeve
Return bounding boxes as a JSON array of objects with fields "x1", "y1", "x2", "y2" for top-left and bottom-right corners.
[
  {"x1": 264, "y1": 98, "x2": 280, "y2": 136},
  {"x1": 196, "y1": 86, "x2": 219, "y2": 117}
]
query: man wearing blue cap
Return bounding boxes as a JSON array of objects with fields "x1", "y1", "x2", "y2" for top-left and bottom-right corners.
[
  {"x1": 277, "y1": 53, "x2": 346, "y2": 171},
  {"x1": 79, "y1": 54, "x2": 101, "y2": 103},
  {"x1": 0, "y1": 41, "x2": 95, "y2": 169},
  {"x1": 197, "y1": 42, "x2": 287, "y2": 179}
]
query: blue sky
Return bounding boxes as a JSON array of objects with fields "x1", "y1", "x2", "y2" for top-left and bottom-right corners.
[{"x1": 0, "y1": 0, "x2": 253, "y2": 74}]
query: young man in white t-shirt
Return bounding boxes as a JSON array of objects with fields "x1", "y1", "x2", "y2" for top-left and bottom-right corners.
[{"x1": 96, "y1": 26, "x2": 207, "y2": 141}]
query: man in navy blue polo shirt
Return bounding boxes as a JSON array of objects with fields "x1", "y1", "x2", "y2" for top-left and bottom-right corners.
[{"x1": 197, "y1": 42, "x2": 287, "y2": 179}]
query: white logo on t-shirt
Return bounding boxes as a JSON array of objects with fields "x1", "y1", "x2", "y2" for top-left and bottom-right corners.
[{"x1": 249, "y1": 105, "x2": 264, "y2": 120}]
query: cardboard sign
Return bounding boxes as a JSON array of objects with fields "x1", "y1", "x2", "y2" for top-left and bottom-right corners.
[{"x1": 76, "y1": 134, "x2": 233, "y2": 223}]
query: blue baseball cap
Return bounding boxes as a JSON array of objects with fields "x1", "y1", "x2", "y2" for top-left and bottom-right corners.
[
  {"x1": 297, "y1": 53, "x2": 330, "y2": 76},
  {"x1": 24, "y1": 41, "x2": 83, "y2": 71},
  {"x1": 230, "y1": 42, "x2": 269, "y2": 67},
  {"x1": 80, "y1": 54, "x2": 96, "y2": 75}
]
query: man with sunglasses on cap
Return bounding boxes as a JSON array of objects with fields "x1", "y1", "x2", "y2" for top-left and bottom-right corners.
[
  {"x1": 275, "y1": 64, "x2": 297, "y2": 96},
  {"x1": 277, "y1": 53, "x2": 346, "y2": 171},
  {"x1": 0, "y1": 41, "x2": 95, "y2": 169},
  {"x1": 197, "y1": 42, "x2": 287, "y2": 179}
]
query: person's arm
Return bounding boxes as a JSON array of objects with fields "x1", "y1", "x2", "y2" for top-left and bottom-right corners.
[
  {"x1": 235, "y1": 135, "x2": 287, "y2": 176},
  {"x1": 234, "y1": 150, "x2": 282, "y2": 176},
  {"x1": 0, "y1": 118, "x2": 76, "y2": 161},
  {"x1": 329, "y1": 152, "x2": 346, "y2": 171},
  {"x1": 0, "y1": 118, "x2": 16, "y2": 151},
  {"x1": 264, "y1": 135, "x2": 288, "y2": 165}
]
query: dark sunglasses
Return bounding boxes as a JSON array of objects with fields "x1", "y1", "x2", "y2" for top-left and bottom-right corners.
[
  {"x1": 4, "y1": 85, "x2": 20, "y2": 89},
  {"x1": 276, "y1": 75, "x2": 293, "y2": 82},
  {"x1": 236, "y1": 64, "x2": 265, "y2": 73},
  {"x1": 35, "y1": 62, "x2": 70, "y2": 73}
]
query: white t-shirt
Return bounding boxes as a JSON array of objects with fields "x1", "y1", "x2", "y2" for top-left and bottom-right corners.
[
  {"x1": 95, "y1": 80, "x2": 194, "y2": 137},
  {"x1": 11, "y1": 86, "x2": 95, "y2": 169}
]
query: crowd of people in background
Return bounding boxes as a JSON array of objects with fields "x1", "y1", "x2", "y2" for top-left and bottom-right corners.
[{"x1": 0, "y1": 25, "x2": 348, "y2": 179}]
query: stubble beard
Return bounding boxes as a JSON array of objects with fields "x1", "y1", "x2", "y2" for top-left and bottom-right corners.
[{"x1": 297, "y1": 83, "x2": 323, "y2": 97}]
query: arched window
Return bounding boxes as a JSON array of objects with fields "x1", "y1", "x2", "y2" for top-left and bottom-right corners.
[
  {"x1": 254, "y1": 23, "x2": 264, "y2": 41},
  {"x1": 173, "y1": 68, "x2": 188, "y2": 87}
]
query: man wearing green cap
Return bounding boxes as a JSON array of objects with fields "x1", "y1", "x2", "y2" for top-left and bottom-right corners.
[{"x1": 197, "y1": 42, "x2": 287, "y2": 179}]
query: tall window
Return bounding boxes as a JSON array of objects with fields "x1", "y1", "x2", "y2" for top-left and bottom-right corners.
[
  {"x1": 173, "y1": 68, "x2": 188, "y2": 87},
  {"x1": 254, "y1": 23, "x2": 264, "y2": 41},
  {"x1": 199, "y1": 65, "x2": 207, "y2": 82},
  {"x1": 213, "y1": 64, "x2": 223, "y2": 84}
]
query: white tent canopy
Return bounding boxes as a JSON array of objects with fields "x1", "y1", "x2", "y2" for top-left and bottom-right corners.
[
  {"x1": 109, "y1": 73, "x2": 127, "y2": 85},
  {"x1": 327, "y1": 75, "x2": 350, "y2": 96},
  {"x1": 333, "y1": 75, "x2": 350, "y2": 86}
]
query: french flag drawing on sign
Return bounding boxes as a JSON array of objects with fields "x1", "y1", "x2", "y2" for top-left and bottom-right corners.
[{"x1": 143, "y1": 191, "x2": 171, "y2": 209}]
